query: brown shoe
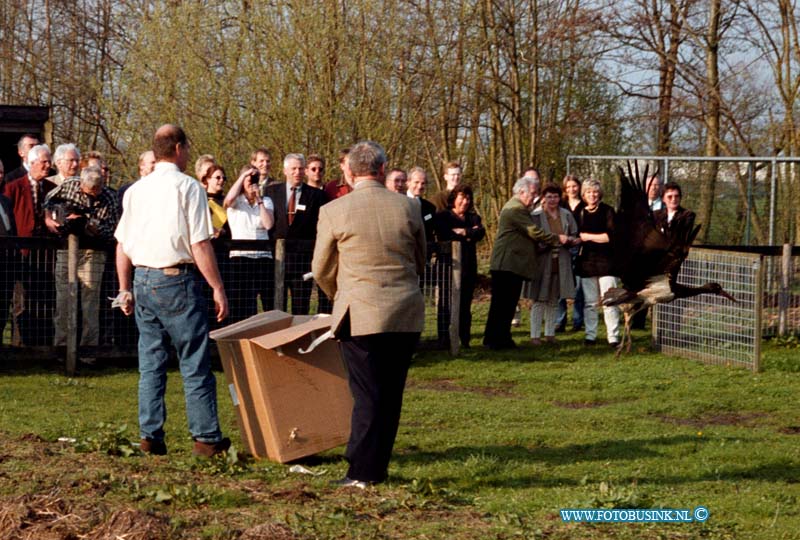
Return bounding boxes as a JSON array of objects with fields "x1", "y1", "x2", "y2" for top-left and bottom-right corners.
[
  {"x1": 192, "y1": 437, "x2": 231, "y2": 457},
  {"x1": 140, "y1": 438, "x2": 167, "y2": 456}
]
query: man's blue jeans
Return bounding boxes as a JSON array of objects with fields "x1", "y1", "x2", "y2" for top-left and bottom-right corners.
[{"x1": 134, "y1": 266, "x2": 222, "y2": 444}]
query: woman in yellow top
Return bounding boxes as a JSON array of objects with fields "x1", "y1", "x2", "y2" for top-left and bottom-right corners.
[{"x1": 200, "y1": 165, "x2": 228, "y2": 238}]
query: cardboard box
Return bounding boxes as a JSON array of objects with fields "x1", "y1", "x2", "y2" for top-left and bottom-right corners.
[{"x1": 210, "y1": 310, "x2": 352, "y2": 462}]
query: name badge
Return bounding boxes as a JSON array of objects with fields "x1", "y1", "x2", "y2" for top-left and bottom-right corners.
[
  {"x1": 296, "y1": 204, "x2": 307, "y2": 211},
  {"x1": 424, "y1": 214, "x2": 432, "y2": 221}
]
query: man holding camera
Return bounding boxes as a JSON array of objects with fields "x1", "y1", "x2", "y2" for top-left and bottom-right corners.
[{"x1": 44, "y1": 165, "x2": 120, "y2": 351}]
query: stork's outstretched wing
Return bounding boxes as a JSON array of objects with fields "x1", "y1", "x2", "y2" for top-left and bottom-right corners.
[{"x1": 612, "y1": 162, "x2": 670, "y2": 293}]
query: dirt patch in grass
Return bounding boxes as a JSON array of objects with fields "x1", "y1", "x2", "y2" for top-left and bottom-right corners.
[
  {"x1": 269, "y1": 485, "x2": 319, "y2": 504},
  {"x1": 407, "y1": 378, "x2": 517, "y2": 397},
  {"x1": 552, "y1": 399, "x2": 624, "y2": 409},
  {"x1": 239, "y1": 522, "x2": 298, "y2": 540},
  {"x1": 778, "y1": 425, "x2": 800, "y2": 435},
  {"x1": 85, "y1": 508, "x2": 170, "y2": 540},
  {"x1": 653, "y1": 411, "x2": 769, "y2": 428},
  {"x1": 0, "y1": 431, "x2": 500, "y2": 539}
]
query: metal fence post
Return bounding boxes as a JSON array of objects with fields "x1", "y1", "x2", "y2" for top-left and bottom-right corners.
[
  {"x1": 779, "y1": 243, "x2": 792, "y2": 336},
  {"x1": 274, "y1": 239, "x2": 285, "y2": 312},
  {"x1": 449, "y1": 241, "x2": 461, "y2": 356},
  {"x1": 66, "y1": 234, "x2": 79, "y2": 376},
  {"x1": 754, "y1": 255, "x2": 764, "y2": 372}
]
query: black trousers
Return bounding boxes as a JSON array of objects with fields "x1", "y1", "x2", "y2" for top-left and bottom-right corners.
[
  {"x1": 285, "y1": 252, "x2": 312, "y2": 315},
  {"x1": 458, "y1": 272, "x2": 476, "y2": 347},
  {"x1": 228, "y1": 257, "x2": 274, "y2": 324},
  {"x1": 339, "y1": 332, "x2": 419, "y2": 483},
  {"x1": 483, "y1": 270, "x2": 523, "y2": 349}
]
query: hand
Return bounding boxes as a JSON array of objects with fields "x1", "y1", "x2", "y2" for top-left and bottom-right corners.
[
  {"x1": 213, "y1": 287, "x2": 228, "y2": 322},
  {"x1": 452, "y1": 228, "x2": 467, "y2": 236},
  {"x1": 558, "y1": 234, "x2": 569, "y2": 245},
  {"x1": 44, "y1": 214, "x2": 62, "y2": 234},
  {"x1": 571, "y1": 236, "x2": 582, "y2": 246},
  {"x1": 118, "y1": 291, "x2": 134, "y2": 316}
]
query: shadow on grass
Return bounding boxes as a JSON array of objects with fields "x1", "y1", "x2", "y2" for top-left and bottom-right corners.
[
  {"x1": 411, "y1": 339, "x2": 640, "y2": 367},
  {"x1": 392, "y1": 436, "x2": 800, "y2": 489}
]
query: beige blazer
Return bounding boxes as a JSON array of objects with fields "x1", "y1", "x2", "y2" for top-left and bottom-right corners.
[{"x1": 312, "y1": 179, "x2": 426, "y2": 337}]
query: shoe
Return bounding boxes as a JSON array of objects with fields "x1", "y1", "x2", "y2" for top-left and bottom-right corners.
[
  {"x1": 140, "y1": 438, "x2": 167, "y2": 456},
  {"x1": 584, "y1": 339, "x2": 596, "y2": 346},
  {"x1": 555, "y1": 322, "x2": 566, "y2": 333},
  {"x1": 530, "y1": 338, "x2": 542, "y2": 346},
  {"x1": 572, "y1": 325, "x2": 583, "y2": 332},
  {"x1": 332, "y1": 476, "x2": 370, "y2": 490},
  {"x1": 192, "y1": 437, "x2": 231, "y2": 457},
  {"x1": 609, "y1": 341, "x2": 620, "y2": 349},
  {"x1": 545, "y1": 336, "x2": 556, "y2": 344},
  {"x1": 511, "y1": 318, "x2": 520, "y2": 327}
]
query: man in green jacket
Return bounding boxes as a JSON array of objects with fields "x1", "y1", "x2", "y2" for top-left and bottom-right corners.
[{"x1": 483, "y1": 177, "x2": 566, "y2": 350}]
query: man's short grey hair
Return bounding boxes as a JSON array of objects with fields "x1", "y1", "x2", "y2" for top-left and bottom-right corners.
[
  {"x1": 27, "y1": 144, "x2": 52, "y2": 164},
  {"x1": 512, "y1": 176, "x2": 536, "y2": 196},
  {"x1": 53, "y1": 143, "x2": 80, "y2": 163},
  {"x1": 348, "y1": 141, "x2": 387, "y2": 177},
  {"x1": 283, "y1": 153, "x2": 306, "y2": 168},
  {"x1": 17, "y1": 134, "x2": 38, "y2": 151},
  {"x1": 407, "y1": 166, "x2": 426, "y2": 180},
  {"x1": 80, "y1": 165, "x2": 104, "y2": 189}
]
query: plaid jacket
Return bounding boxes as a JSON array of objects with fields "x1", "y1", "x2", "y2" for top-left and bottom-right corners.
[{"x1": 43, "y1": 179, "x2": 120, "y2": 245}]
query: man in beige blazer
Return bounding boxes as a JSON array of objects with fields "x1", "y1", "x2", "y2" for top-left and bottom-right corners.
[{"x1": 313, "y1": 140, "x2": 425, "y2": 488}]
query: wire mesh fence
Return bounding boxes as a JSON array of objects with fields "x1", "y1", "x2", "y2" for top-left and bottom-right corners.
[
  {"x1": 1, "y1": 237, "x2": 462, "y2": 367},
  {"x1": 653, "y1": 248, "x2": 763, "y2": 372},
  {"x1": 5, "y1": 234, "x2": 794, "y2": 371}
]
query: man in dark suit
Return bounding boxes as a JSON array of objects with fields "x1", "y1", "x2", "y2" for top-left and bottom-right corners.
[
  {"x1": 405, "y1": 167, "x2": 437, "y2": 243},
  {"x1": 263, "y1": 153, "x2": 328, "y2": 315},
  {"x1": 653, "y1": 181, "x2": 696, "y2": 236},
  {"x1": 312, "y1": 140, "x2": 425, "y2": 487},
  {"x1": 3, "y1": 134, "x2": 41, "y2": 187},
  {"x1": 2, "y1": 144, "x2": 57, "y2": 345}
]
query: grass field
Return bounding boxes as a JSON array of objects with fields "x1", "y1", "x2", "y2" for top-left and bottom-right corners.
[{"x1": 1, "y1": 303, "x2": 800, "y2": 539}]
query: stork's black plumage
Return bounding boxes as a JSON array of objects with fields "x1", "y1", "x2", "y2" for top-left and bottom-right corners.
[{"x1": 602, "y1": 161, "x2": 735, "y2": 355}]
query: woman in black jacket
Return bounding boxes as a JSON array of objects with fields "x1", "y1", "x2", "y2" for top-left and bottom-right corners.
[{"x1": 435, "y1": 184, "x2": 486, "y2": 348}]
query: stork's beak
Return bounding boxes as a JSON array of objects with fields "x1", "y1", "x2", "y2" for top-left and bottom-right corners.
[{"x1": 720, "y1": 290, "x2": 736, "y2": 303}]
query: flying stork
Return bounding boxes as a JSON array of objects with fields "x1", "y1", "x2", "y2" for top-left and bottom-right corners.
[{"x1": 601, "y1": 161, "x2": 736, "y2": 355}]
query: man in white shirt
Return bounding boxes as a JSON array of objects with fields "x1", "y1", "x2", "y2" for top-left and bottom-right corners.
[{"x1": 115, "y1": 124, "x2": 230, "y2": 458}]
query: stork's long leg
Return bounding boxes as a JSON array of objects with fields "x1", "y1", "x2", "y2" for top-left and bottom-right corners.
[{"x1": 615, "y1": 309, "x2": 631, "y2": 358}]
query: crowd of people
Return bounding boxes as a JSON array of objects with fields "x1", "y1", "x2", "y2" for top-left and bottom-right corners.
[
  {"x1": 0, "y1": 131, "x2": 698, "y2": 354},
  {"x1": 0, "y1": 133, "x2": 487, "y2": 350}
]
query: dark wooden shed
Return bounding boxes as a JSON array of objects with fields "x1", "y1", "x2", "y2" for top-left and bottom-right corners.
[{"x1": 0, "y1": 105, "x2": 52, "y2": 175}]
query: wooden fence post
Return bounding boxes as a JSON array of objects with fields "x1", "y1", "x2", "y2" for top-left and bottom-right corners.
[
  {"x1": 66, "y1": 234, "x2": 79, "y2": 376},
  {"x1": 274, "y1": 239, "x2": 285, "y2": 312}
]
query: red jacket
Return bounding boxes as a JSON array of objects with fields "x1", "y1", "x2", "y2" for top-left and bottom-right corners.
[{"x1": 2, "y1": 174, "x2": 56, "y2": 237}]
